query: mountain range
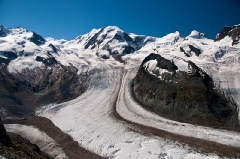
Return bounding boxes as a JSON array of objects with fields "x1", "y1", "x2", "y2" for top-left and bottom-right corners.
[{"x1": 1, "y1": 24, "x2": 240, "y2": 158}]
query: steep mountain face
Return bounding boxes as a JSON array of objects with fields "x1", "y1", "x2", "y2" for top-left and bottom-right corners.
[
  {"x1": 30, "y1": 32, "x2": 46, "y2": 46},
  {"x1": 0, "y1": 25, "x2": 8, "y2": 37},
  {"x1": 0, "y1": 118, "x2": 11, "y2": 147},
  {"x1": 0, "y1": 27, "x2": 91, "y2": 119},
  {"x1": 76, "y1": 26, "x2": 139, "y2": 55},
  {"x1": 214, "y1": 24, "x2": 240, "y2": 45},
  {"x1": 0, "y1": 59, "x2": 90, "y2": 119},
  {"x1": 0, "y1": 24, "x2": 240, "y2": 158},
  {"x1": 0, "y1": 24, "x2": 239, "y2": 127},
  {"x1": 132, "y1": 53, "x2": 239, "y2": 128},
  {"x1": 74, "y1": 26, "x2": 169, "y2": 60}
]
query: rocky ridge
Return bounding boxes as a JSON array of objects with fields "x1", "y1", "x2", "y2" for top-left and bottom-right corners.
[
  {"x1": 214, "y1": 24, "x2": 240, "y2": 45},
  {"x1": 133, "y1": 53, "x2": 239, "y2": 129},
  {"x1": 0, "y1": 52, "x2": 90, "y2": 119},
  {"x1": 0, "y1": 118, "x2": 49, "y2": 159},
  {"x1": 0, "y1": 24, "x2": 239, "y2": 124}
]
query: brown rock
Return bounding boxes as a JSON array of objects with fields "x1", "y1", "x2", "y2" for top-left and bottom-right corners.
[{"x1": 214, "y1": 24, "x2": 240, "y2": 46}]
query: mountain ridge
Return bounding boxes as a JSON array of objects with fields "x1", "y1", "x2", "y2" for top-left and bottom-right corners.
[
  {"x1": 0, "y1": 24, "x2": 239, "y2": 121},
  {"x1": 1, "y1": 24, "x2": 240, "y2": 158}
]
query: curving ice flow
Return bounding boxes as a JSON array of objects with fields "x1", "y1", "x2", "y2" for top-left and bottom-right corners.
[
  {"x1": 39, "y1": 59, "x2": 223, "y2": 159},
  {"x1": 117, "y1": 62, "x2": 240, "y2": 148},
  {"x1": 5, "y1": 124, "x2": 68, "y2": 159},
  {"x1": 2, "y1": 25, "x2": 239, "y2": 158}
]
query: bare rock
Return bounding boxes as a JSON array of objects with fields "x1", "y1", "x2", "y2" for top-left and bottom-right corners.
[{"x1": 133, "y1": 53, "x2": 239, "y2": 129}]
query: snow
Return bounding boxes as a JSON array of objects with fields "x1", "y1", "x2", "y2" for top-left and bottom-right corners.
[
  {"x1": 117, "y1": 63, "x2": 240, "y2": 148},
  {"x1": 144, "y1": 59, "x2": 158, "y2": 71},
  {"x1": 1, "y1": 25, "x2": 240, "y2": 158},
  {"x1": 97, "y1": 50, "x2": 110, "y2": 58},
  {"x1": 0, "y1": 155, "x2": 7, "y2": 159},
  {"x1": 187, "y1": 30, "x2": 205, "y2": 39},
  {"x1": 143, "y1": 59, "x2": 171, "y2": 79},
  {"x1": 8, "y1": 56, "x2": 44, "y2": 73},
  {"x1": 38, "y1": 60, "x2": 221, "y2": 158},
  {"x1": 5, "y1": 124, "x2": 68, "y2": 159}
]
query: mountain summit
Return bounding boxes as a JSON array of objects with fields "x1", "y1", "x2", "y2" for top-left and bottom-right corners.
[
  {"x1": 0, "y1": 24, "x2": 239, "y2": 127},
  {"x1": 0, "y1": 24, "x2": 240, "y2": 158}
]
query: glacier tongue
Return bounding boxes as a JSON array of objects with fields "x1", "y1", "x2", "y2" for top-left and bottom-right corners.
[
  {"x1": 1, "y1": 24, "x2": 239, "y2": 111},
  {"x1": 1, "y1": 24, "x2": 240, "y2": 158}
]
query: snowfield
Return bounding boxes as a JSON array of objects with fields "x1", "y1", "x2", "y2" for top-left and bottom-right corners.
[
  {"x1": 117, "y1": 62, "x2": 240, "y2": 148},
  {"x1": 39, "y1": 52, "x2": 240, "y2": 158},
  {"x1": 38, "y1": 60, "x2": 221, "y2": 159},
  {"x1": 1, "y1": 25, "x2": 240, "y2": 158}
]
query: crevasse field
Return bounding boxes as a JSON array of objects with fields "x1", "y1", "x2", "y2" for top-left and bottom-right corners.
[{"x1": 2, "y1": 26, "x2": 240, "y2": 158}]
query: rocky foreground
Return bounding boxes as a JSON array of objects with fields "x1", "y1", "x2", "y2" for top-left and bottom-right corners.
[{"x1": 0, "y1": 118, "x2": 50, "y2": 159}]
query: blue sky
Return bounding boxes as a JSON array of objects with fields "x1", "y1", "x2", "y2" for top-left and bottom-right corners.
[{"x1": 1, "y1": 0, "x2": 240, "y2": 40}]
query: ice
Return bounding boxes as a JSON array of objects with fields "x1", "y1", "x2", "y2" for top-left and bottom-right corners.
[
  {"x1": 1, "y1": 25, "x2": 240, "y2": 158},
  {"x1": 5, "y1": 124, "x2": 68, "y2": 159},
  {"x1": 38, "y1": 59, "x2": 223, "y2": 158}
]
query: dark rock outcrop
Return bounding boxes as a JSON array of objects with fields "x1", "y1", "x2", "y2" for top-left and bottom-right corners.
[
  {"x1": 189, "y1": 45, "x2": 201, "y2": 56},
  {"x1": 0, "y1": 57, "x2": 10, "y2": 65},
  {"x1": 1, "y1": 118, "x2": 49, "y2": 159},
  {"x1": 0, "y1": 118, "x2": 11, "y2": 147},
  {"x1": 214, "y1": 26, "x2": 233, "y2": 41},
  {"x1": 133, "y1": 53, "x2": 239, "y2": 129},
  {"x1": 110, "y1": 53, "x2": 125, "y2": 63},
  {"x1": 0, "y1": 51, "x2": 18, "y2": 60},
  {"x1": 35, "y1": 56, "x2": 58, "y2": 66},
  {"x1": 30, "y1": 32, "x2": 46, "y2": 45},
  {"x1": 180, "y1": 47, "x2": 190, "y2": 57},
  {"x1": 0, "y1": 25, "x2": 8, "y2": 37},
  {"x1": 48, "y1": 44, "x2": 59, "y2": 53},
  {"x1": 214, "y1": 25, "x2": 240, "y2": 45},
  {"x1": 0, "y1": 30, "x2": 7, "y2": 37}
]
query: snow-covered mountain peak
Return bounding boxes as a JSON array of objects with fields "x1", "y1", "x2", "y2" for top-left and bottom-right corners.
[
  {"x1": 0, "y1": 26, "x2": 29, "y2": 36},
  {"x1": 159, "y1": 31, "x2": 182, "y2": 42},
  {"x1": 0, "y1": 25, "x2": 46, "y2": 45},
  {"x1": 73, "y1": 25, "x2": 139, "y2": 55},
  {"x1": 75, "y1": 26, "x2": 122, "y2": 42},
  {"x1": 104, "y1": 26, "x2": 123, "y2": 32},
  {"x1": 187, "y1": 30, "x2": 205, "y2": 39}
]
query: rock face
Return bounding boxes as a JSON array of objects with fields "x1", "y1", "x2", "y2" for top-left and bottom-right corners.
[
  {"x1": 0, "y1": 25, "x2": 8, "y2": 37},
  {"x1": 76, "y1": 26, "x2": 156, "y2": 58},
  {"x1": 0, "y1": 118, "x2": 11, "y2": 147},
  {"x1": 189, "y1": 45, "x2": 201, "y2": 56},
  {"x1": 0, "y1": 51, "x2": 18, "y2": 60},
  {"x1": 133, "y1": 53, "x2": 239, "y2": 128},
  {"x1": 0, "y1": 124, "x2": 49, "y2": 158},
  {"x1": 30, "y1": 32, "x2": 46, "y2": 45},
  {"x1": 0, "y1": 118, "x2": 49, "y2": 159},
  {"x1": 180, "y1": 47, "x2": 190, "y2": 57},
  {"x1": 0, "y1": 56, "x2": 90, "y2": 119},
  {"x1": 214, "y1": 24, "x2": 240, "y2": 45},
  {"x1": 77, "y1": 26, "x2": 137, "y2": 55}
]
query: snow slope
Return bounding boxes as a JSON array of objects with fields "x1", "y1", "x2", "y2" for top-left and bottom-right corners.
[
  {"x1": 38, "y1": 61, "x2": 220, "y2": 159},
  {"x1": 118, "y1": 62, "x2": 240, "y2": 148},
  {"x1": 1, "y1": 25, "x2": 240, "y2": 158}
]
